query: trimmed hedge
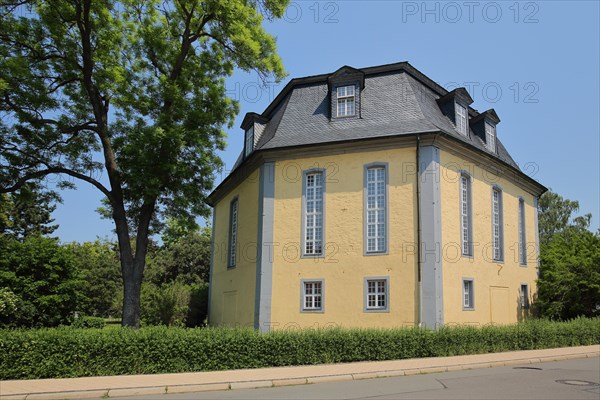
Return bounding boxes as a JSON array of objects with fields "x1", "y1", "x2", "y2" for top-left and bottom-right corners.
[{"x1": 1, "y1": 318, "x2": 598, "y2": 380}]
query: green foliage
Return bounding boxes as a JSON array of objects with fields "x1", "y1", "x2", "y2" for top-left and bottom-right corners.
[
  {"x1": 63, "y1": 240, "x2": 122, "y2": 318},
  {"x1": 0, "y1": 287, "x2": 19, "y2": 318},
  {"x1": 538, "y1": 190, "x2": 592, "y2": 245},
  {"x1": 536, "y1": 190, "x2": 599, "y2": 320},
  {"x1": 537, "y1": 228, "x2": 600, "y2": 319},
  {"x1": 141, "y1": 281, "x2": 190, "y2": 327},
  {"x1": 0, "y1": 236, "x2": 84, "y2": 327},
  {"x1": 1, "y1": 318, "x2": 598, "y2": 379},
  {"x1": 0, "y1": 183, "x2": 60, "y2": 239},
  {"x1": 141, "y1": 281, "x2": 208, "y2": 327},
  {"x1": 146, "y1": 226, "x2": 211, "y2": 286},
  {"x1": 71, "y1": 316, "x2": 106, "y2": 329}
]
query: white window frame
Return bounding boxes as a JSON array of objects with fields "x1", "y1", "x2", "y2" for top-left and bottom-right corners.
[
  {"x1": 301, "y1": 280, "x2": 324, "y2": 312},
  {"x1": 228, "y1": 198, "x2": 239, "y2": 268},
  {"x1": 364, "y1": 277, "x2": 389, "y2": 312},
  {"x1": 302, "y1": 170, "x2": 325, "y2": 257},
  {"x1": 519, "y1": 197, "x2": 527, "y2": 265},
  {"x1": 485, "y1": 122, "x2": 496, "y2": 152},
  {"x1": 364, "y1": 164, "x2": 387, "y2": 255},
  {"x1": 520, "y1": 284, "x2": 529, "y2": 309},
  {"x1": 462, "y1": 278, "x2": 474, "y2": 310},
  {"x1": 455, "y1": 102, "x2": 468, "y2": 136},
  {"x1": 244, "y1": 126, "x2": 254, "y2": 158},
  {"x1": 336, "y1": 85, "x2": 356, "y2": 117},
  {"x1": 492, "y1": 187, "x2": 504, "y2": 262},
  {"x1": 460, "y1": 173, "x2": 473, "y2": 256}
]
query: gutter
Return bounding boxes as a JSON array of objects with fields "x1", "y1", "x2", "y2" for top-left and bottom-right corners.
[{"x1": 416, "y1": 134, "x2": 422, "y2": 327}]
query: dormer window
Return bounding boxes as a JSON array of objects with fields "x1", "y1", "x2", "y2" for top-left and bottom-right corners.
[
  {"x1": 336, "y1": 85, "x2": 355, "y2": 117},
  {"x1": 485, "y1": 122, "x2": 496, "y2": 152},
  {"x1": 455, "y1": 103, "x2": 468, "y2": 136},
  {"x1": 244, "y1": 126, "x2": 254, "y2": 158}
]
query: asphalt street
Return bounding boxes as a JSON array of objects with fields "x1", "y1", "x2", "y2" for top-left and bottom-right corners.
[{"x1": 111, "y1": 357, "x2": 600, "y2": 400}]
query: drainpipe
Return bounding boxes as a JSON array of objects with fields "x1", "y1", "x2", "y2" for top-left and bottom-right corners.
[{"x1": 416, "y1": 134, "x2": 422, "y2": 327}]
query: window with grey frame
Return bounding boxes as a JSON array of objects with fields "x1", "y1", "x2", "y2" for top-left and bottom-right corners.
[
  {"x1": 485, "y1": 122, "x2": 496, "y2": 152},
  {"x1": 455, "y1": 102, "x2": 468, "y2": 136},
  {"x1": 303, "y1": 170, "x2": 324, "y2": 256},
  {"x1": 460, "y1": 173, "x2": 473, "y2": 256},
  {"x1": 492, "y1": 187, "x2": 504, "y2": 261},
  {"x1": 302, "y1": 280, "x2": 323, "y2": 311},
  {"x1": 520, "y1": 284, "x2": 529, "y2": 309},
  {"x1": 336, "y1": 85, "x2": 355, "y2": 117},
  {"x1": 365, "y1": 278, "x2": 388, "y2": 311},
  {"x1": 519, "y1": 198, "x2": 527, "y2": 265},
  {"x1": 228, "y1": 198, "x2": 238, "y2": 268},
  {"x1": 365, "y1": 165, "x2": 386, "y2": 254},
  {"x1": 244, "y1": 126, "x2": 254, "y2": 158},
  {"x1": 463, "y1": 279, "x2": 474, "y2": 309}
]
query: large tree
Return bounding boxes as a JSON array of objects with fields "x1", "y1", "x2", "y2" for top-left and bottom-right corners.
[
  {"x1": 0, "y1": 0, "x2": 287, "y2": 327},
  {"x1": 536, "y1": 190, "x2": 599, "y2": 319}
]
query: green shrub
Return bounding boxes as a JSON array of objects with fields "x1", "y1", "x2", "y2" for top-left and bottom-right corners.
[
  {"x1": 71, "y1": 316, "x2": 106, "y2": 329},
  {"x1": 0, "y1": 318, "x2": 598, "y2": 380}
]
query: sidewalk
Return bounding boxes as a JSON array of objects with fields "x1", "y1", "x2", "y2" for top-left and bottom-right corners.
[{"x1": 2, "y1": 345, "x2": 598, "y2": 400}]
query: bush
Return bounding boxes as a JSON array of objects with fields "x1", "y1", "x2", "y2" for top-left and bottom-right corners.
[
  {"x1": 0, "y1": 236, "x2": 84, "y2": 328},
  {"x1": 141, "y1": 281, "x2": 208, "y2": 327},
  {"x1": 0, "y1": 318, "x2": 598, "y2": 380},
  {"x1": 71, "y1": 316, "x2": 106, "y2": 329}
]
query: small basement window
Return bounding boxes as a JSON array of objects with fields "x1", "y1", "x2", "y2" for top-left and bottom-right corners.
[{"x1": 336, "y1": 85, "x2": 355, "y2": 117}]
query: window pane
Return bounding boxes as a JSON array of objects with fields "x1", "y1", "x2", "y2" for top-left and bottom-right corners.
[
  {"x1": 304, "y1": 172, "x2": 324, "y2": 255},
  {"x1": 366, "y1": 166, "x2": 386, "y2": 253}
]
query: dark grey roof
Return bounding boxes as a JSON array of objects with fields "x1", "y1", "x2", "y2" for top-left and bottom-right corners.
[{"x1": 231, "y1": 62, "x2": 520, "y2": 172}]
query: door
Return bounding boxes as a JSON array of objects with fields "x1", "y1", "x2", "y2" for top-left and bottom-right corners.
[{"x1": 490, "y1": 286, "x2": 510, "y2": 325}]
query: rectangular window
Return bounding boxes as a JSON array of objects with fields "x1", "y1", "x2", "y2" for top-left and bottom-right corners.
[
  {"x1": 519, "y1": 198, "x2": 527, "y2": 265},
  {"x1": 302, "y1": 281, "x2": 323, "y2": 311},
  {"x1": 456, "y1": 103, "x2": 468, "y2": 135},
  {"x1": 485, "y1": 122, "x2": 496, "y2": 151},
  {"x1": 520, "y1": 284, "x2": 529, "y2": 309},
  {"x1": 336, "y1": 85, "x2": 355, "y2": 117},
  {"x1": 365, "y1": 278, "x2": 388, "y2": 311},
  {"x1": 228, "y1": 198, "x2": 239, "y2": 268},
  {"x1": 304, "y1": 171, "x2": 324, "y2": 256},
  {"x1": 365, "y1": 166, "x2": 386, "y2": 254},
  {"x1": 492, "y1": 188, "x2": 504, "y2": 261},
  {"x1": 244, "y1": 126, "x2": 254, "y2": 158},
  {"x1": 460, "y1": 174, "x2": 472, "y2": 256},
  {"x1": 463, "y1": 279, "x2": 474, "y2": 309}
]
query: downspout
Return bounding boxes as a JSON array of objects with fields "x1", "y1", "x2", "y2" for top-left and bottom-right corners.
[{"x1": 416, "y1": 134, "x2": 422, "y2": 327}]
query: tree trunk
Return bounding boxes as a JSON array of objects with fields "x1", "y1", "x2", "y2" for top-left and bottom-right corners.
[{"x1": 121, "y1": 259, "x2": 143, "y2": 328}]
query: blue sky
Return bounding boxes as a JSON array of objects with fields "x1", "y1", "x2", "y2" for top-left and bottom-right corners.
[{"x1": 54, "y1": 0, "x2": 600, "y2": 242}]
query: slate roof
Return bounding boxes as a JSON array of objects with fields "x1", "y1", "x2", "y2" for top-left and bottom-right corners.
[{"x1": 231, "y1": 62, "x2": 519, "y2": 172}]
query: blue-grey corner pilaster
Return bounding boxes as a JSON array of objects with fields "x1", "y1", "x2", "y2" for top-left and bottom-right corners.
[
  {"x1": 534, "y1": 196, "x2": 540, "y2": 278},
  {"x1": 419, "y1": 145, "x2": 444, "y2": 329},
  {"x1": 255, "y1": 162, "x2": 275, "y2": 332},
  {"x1": 207, "y1": 209, "x2": 216, "y2": 325}
]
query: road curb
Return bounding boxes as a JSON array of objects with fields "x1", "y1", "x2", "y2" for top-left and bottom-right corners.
[{"x1": 2, "y1": 346, "x2": 598, "y2": 400}]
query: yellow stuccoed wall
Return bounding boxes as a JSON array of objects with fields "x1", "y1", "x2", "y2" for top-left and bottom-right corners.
[
  {"x1": 269, "y1": 148, "x2": 419, "y2": 330},
  {"x1": 439, "y1": 149, "x2": 538, "y2": 325},
  {"x1": 209, "y1": 167, "x2": 260, "y2": 327}
]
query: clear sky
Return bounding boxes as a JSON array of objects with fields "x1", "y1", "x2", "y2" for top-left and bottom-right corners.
[{"x1": 53, "y1": 0, "x2": 600, "y2": 243}]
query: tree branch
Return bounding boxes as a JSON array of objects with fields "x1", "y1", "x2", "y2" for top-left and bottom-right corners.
[{"x1": 1, "y1": 166, "x2": 112, "y2": 199}]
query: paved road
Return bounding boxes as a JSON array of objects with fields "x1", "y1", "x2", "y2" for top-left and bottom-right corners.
[{"x1": 113, "y1": 358, "x2": 600, "y2": 400}]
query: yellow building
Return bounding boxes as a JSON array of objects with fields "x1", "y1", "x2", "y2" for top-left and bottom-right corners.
[{"x1": 207, "y1": 62, "x2": 546, "y2": 331}]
